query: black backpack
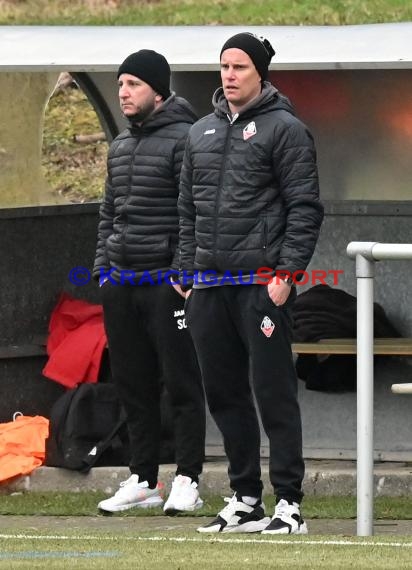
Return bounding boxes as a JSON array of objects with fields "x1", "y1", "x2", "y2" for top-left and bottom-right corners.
[
  {"x1": 45, "y1": 382, "x2": 130, "y2": 472},
  {"x1": 45, "y1": 381, "x2": 176, "y2": 472}
]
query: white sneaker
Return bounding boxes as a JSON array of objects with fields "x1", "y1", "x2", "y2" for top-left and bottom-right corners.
[
  {"x1": 262, "y1": 498, "x2": 308, "y2": 534},
  {"x1": 98, "y1": 474, "x2": 164, "y2": 513},
  {"x1": 197, "y1": 493, "x2": 270, "y2": 533},
  {"x1": 163, "y1": 475, "x2": 204, "y2": 515}
]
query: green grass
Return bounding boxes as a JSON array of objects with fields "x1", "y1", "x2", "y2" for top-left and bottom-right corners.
[
  {"x1": 0, "y1": 0, "x2": 411, "y2": 25},
  {"x1": 1, "y1": 492, "x2": 412, "y2": 519},
  {"x1": 41, "y1": 86, "x2": 108, "y2": 203},
  {"x1": 1, "y1": 493, "x2": 412, "y2": 568},
  {"x1": 1, "y1": 528, "x2": 412, "y2": 569}
]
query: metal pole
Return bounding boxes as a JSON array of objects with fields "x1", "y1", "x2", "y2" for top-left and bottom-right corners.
[
  {"x1": 369, "y1": 243, "x2": 412, "y2": 260},
  {"x1": 347, "y1": 242, "x2": 412, "y2": 536},
  {"x1": 356, "y1": 253, "x2": 375, "y2": 536}
]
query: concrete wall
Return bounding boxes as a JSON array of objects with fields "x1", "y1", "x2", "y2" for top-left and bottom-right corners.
[{"x1": 0, "y1": 205, "x2": 100, "y2": 422}]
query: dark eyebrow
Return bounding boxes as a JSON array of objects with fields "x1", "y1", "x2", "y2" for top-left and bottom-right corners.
[
  {"x1": 118, "y1": 78, "x2": 141, "y2": 86},
  {"x1": 220, "y1": 62, "x2": 248, "y2": 69}
]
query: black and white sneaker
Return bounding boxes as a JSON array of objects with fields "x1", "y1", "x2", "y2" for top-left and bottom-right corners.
[
  {"x1": 262, "y1": 499, "x2": 308, "y2": 534},
  {"x1": 197, "y1": 493, "x2": 270, "y2": 533}
]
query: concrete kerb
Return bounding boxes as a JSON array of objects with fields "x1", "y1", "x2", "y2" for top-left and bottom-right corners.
[{"x1": 3, "y1": 459, "x2": 412, "y2": 497}]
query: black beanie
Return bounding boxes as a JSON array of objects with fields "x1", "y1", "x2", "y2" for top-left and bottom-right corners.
[
  {"x1": 117, "y1": 49, "x2": 171, "y2": 100},
  {"x1": 220, "y1": 33, "x2": 275, "y2": 80}
]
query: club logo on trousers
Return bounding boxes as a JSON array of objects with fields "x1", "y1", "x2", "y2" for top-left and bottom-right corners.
[
  {"x1": 260, "y1": 316, "x2": 275, "y2": 338},
  {"x1": 243, "y1": 121, "x2": 257, "y2": 141}
]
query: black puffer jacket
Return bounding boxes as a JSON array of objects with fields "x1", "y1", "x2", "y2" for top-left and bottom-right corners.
[
  {"x1": 93, "y1": 95, "x2": 197, "y2": 282},
  {"x1": 178, "y1": 83, "x2": 324, "y2": 279}
]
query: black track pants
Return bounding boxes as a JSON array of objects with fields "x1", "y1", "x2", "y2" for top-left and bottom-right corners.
[
  {"x1": 101, "y1": 282, "x2": 205, "y2": 487},
  {"x1": 186, "y1": 284, "x2": 304, "y2": 502}
]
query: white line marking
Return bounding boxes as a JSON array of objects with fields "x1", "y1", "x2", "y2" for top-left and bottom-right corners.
[
  {"x1": 1, "y1": 534, "x2": 412, "y2": 548},
  {"x1": 0, "y1": 551, "x2": 117, "y2": 559}
]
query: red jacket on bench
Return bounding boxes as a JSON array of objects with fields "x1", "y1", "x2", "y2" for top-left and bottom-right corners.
[{"x1": 42, "y1": 292, "x2": 107, "y2": 388}]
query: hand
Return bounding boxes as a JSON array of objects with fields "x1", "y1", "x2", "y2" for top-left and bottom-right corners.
[
  {"x1": 171, "y1": 283, "x2": 187, "y2": 298},
  {"x1": 185, "y1": 289, "x2": 192, "y2": 299},
  {"x1": 267, "y1": 279, "x2": 291, "y2": 306}
]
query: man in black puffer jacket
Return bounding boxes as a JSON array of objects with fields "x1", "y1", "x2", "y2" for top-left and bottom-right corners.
[
  {"x1": 178, "y1": 33, "x2": 324, "y2": 535},
  {"x1": 93, "y1": 50, "x2": 205, "y2": 516}
]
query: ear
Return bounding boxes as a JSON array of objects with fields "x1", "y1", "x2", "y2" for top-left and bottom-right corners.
[{"x1": 154, "y1": 93, "x2": 163, "y2": 103}]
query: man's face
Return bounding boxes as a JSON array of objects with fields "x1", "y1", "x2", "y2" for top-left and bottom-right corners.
[
  {"x1": 118, "y1": 73, "x2": 158, "y2": 122},
  {"x1": 220, "y1": 48, "x2": 262, "y2": 112}
]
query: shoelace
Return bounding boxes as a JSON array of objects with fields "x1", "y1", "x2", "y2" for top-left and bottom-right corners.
[
  {"x1": 120, "y1": 476, "x2": 137, "y2": 488},
  {"x1": 171, "y1": 476, "x2": 191, "y2": 490},
  {"x1": 274, "y1": 505, "x2": 287, "y2": 518},
  {"x1": 219, "y1": 495, "x2": 241, "y2": 520},
  {"x1": 170, "y1": 481, "x2": 187, "y2": 497},
  {"x1": 116, "y1": 476, "x2": 144, "y2": 494},
  {"x1": 273, "y1": 499, "x2": 295, "y2": 519}
]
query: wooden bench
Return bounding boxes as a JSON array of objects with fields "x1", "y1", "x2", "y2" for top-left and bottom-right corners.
[
  {"x1": 4, "y1": 337, "x2": 411, "y2": 358},
  {"x1": 291, "y1": 337, "x2": 412, "y2": 356},
  {"x1": 0, "y1": 335, "x2": 47, "y2": 359},
  {"x1": 3, "y1": 336, "x2": 412, "y2": 393},
  {"x1": 291, "y1": 338, "x2": 412, "y2": 395}
]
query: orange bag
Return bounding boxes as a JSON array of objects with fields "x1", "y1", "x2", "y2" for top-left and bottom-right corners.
[{"x1": 0, "y1": 413, "x2": 49, "y2": 483}]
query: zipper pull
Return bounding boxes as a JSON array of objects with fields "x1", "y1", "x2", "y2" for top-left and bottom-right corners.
[{"x1": 227, "y1": 112, "x2": 239, "y2": 125}]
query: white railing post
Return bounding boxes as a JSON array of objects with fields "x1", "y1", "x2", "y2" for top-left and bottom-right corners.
[
  {"x1": 355, "y1": 252, "x2": 375, "y2": 536},
  {"x1": 347, "y1": 241, "x2": 412, "y2": 537}
]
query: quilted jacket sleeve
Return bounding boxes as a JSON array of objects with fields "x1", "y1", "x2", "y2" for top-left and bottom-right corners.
[
  {"x1": 93, "y1": 176, "x2": 114, "y2": 281},
  {"x1": 272, "y1": 118, "x2": 324, "y2": 278},
  {"x1": 170, "y1": 133, "x2": 190, "y2": 272},
  {"x1": 177, "y1": 136, "x2": 196, "y2": 286}
]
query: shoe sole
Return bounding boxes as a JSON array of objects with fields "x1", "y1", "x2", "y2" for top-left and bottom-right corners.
[
  {"x1": 223, "y1": 517, "x2": 271, "y2": 533},
  {"x1": 164, "y1": 498, "x2": 204, "y2": 516},
  {"x1": 98, "y1": 497, "x2": 164, "y2": 513},
  {"x1": 262, "y1": 521, "x2": 308, "y2": 535},
  {"x1": 197, "y1": 517, "x2": 271, "y2": 534}
]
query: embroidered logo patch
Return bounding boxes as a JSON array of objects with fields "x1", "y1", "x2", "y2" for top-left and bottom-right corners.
[
  {"x1": 260, "y1": 316, "x2": 275, "y2": 338},
  {"x1": 204, "y1": 128, "x2": 216, "y2": 135},
  {"x1": 243, "y1": 121, "x2": 257, "y2": 141}
]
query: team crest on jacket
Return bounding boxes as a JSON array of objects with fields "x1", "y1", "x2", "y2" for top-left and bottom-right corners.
[
  {"x1": 261, "y1": 316, "x2": 275, "y2": 338},
  {"x1": 243, "y1": 121, "x2": 257, "y2": 141}
]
